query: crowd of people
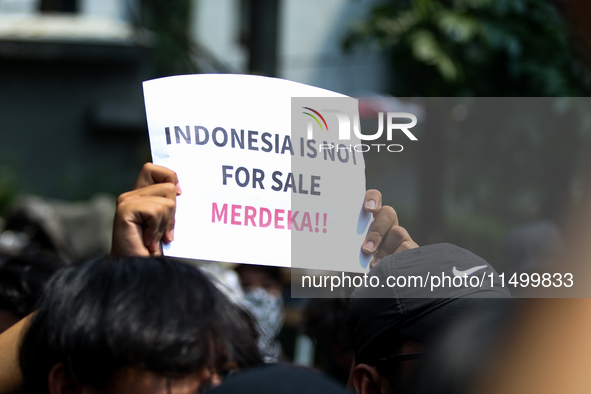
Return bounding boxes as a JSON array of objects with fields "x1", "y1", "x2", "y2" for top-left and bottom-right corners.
[{"x1": 0, "y1": 162, "x2": 590, "y2": 394}]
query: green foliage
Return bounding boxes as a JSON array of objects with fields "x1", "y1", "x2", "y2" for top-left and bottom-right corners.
[
  {"x1": 345, "y1": 0, "x2": 590, "y2": 96},
  {"x1": 141, "y1": 0, "x2": 197, "y2": 77},
  {"x1": 346, "y1": 0, "x2": 591, "y2": 257}
]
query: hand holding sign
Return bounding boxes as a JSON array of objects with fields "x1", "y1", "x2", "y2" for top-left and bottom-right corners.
[
  {"x1": 361, "y1": 190, "x2": 419, "y2": 269},
  {"x1": 110, "y1": 164, "x2": 418, "y2": 266},
  {"x1": 141, "y1": 74, "x2": 414, "y2": 272},
  {"x1": 111, "y1": 163, "x2": 180, "y2": 257}
]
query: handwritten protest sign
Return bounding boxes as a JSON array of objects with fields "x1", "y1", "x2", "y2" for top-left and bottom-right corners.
[{"x1": 144, "y1": 74, "x2": 372, "y2": 273}]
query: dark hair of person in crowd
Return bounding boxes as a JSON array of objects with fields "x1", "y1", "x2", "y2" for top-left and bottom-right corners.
[
  {"x1": 303, "y1": 298, "x2": 354, "y2": 384},
  {"x1": 235, "y1": 264, "x2": 283, "y2": 292},
  {"x1": 0, "y1": 254, "x2": 66, "y2": 334},
  {"x1": 19, "y1": 256, "x2": 264, "y2": 394}
]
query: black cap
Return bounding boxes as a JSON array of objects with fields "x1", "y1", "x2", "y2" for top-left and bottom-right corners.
[
  {"x1": 208, "y1": 365, "x2": 347, "y2": 394},
  {"x1": 347, "y1": 243, "x2": 510, "y2": 365}
]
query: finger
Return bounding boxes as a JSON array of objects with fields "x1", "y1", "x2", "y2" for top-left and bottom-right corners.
[
  {"x1": 364, "y1": 189, "x2": 383, "y2": 216},
  {"x1": 118, "y1": 196, "x2": 175, "y2": 254},
  {"x1": 162, "y1": 216, "x2": 176, "y2": 244},
  {"x1": 119, "y1": 183, "x2": 178, "y2": 202},
  {"x1": 370, "y1": 226, "x2": 418, "y2": 269},
  {"x1": 131, "y1": 198, "x2": 175, "y2": 253},
  {"x1": 362, "y1": 206, "x2": 398, "y2": 254},
  {"x1": 111, "y1": 211, "x2": 150, "y2": 257},
  {"x1": 116, "y1": 184, "x2": 178, "y2": 253},
  {"x1": 129, "y1": 184, "x2": 177, "y2": 244},
  {"x1": 133, "y1": 163, "x2": 181, "y2": 194},
  {"x1": 111, "y1": 196, "x2": 174, "y2": 257},
  {"x1": 143, "y1": 211, "x2": 172, "y2": 255}
]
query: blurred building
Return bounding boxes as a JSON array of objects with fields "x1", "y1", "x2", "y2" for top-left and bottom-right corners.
[
  {"x1": 0, "y1": 0, "x2": 153, "y2": 199},
  {"x1": 0, "y1": 0, "x2": 392, "y2": 200},
  {"x1": 191, "y1": 0, "x2": 413, "y2": 215},
  {"x1": 193, "y1": 0, "x2": 388, "y2": 95}
]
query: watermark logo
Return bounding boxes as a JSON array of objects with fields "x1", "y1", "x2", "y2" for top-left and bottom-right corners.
[
  {"x1": 303, "y1": 109, "x2": 418, "y2": 142},
  {"x1": 302, "y1": 107, "x2": 329, "y2": 132},
  {"x1": 293, "y1": 97, "x2": 420, "y2": 154}
]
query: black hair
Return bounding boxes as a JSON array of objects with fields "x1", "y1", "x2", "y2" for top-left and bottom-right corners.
[
  {"x1": 0, "y1": 254, "x2": 65, "y2": 317},
  {"x1": 20, "y1": 256, "x2": 263, "y2": 394},
  {"x1": 235, "y1": 264, "x2": 282, "y2": 290},
  {"x1": 302, "y1": 298, "x2": 354, "y2": 384},
  {"x1": 374, "y1": 335, "x2": 418, "y2": 394}
]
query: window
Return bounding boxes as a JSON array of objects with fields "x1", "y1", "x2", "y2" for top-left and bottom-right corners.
[{"x1": 40, "y1": 0, "x2": 77, "y2": 13}]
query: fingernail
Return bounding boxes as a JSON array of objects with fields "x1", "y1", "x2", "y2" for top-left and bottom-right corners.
[
  {"x1": 363, "y1": 241, "x2": 375, "y2": 253},
  {"x1": 176, "y1": 183, "x2": 182, "y2": 195},
  {"x1": 150, "y1": 240, "x2": 160, "y2": 253},
  {"x1": 168, "y1": 229, "x2": 174, "y2": 242},
  {"x1": 365, "y1": 199, "x2": 376, "y2": 210},
  {"x1": 370, "y1": 258, "x2": 382, "y2": 268}
]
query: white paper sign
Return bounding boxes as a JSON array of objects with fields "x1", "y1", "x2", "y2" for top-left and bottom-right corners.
[{"x1": 143, "y1": 74, "x2": 371, "y2": 273}]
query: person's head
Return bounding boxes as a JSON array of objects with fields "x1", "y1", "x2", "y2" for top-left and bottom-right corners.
[
  {"x1": 235, "y1": 264, "x2": 285, "y2": 363},
  {"x1": 20, "y1": 256, "x2": 263, "y2": 394},
  {"x1": 0, "y1": 254, "x2": 65, "y2": 333},
  {"x1": 347, "y1": 244, "x2": 510, "y2": 394},
  {"x1": 303, "y1": 298, "x2": 354, "y2": 384},
  {"x1": 208, "y1": 364, "x2": 348, "y2": 394},
  {"x1": 235, "y1": 264, "x2": 283, "y2": 295},
  {"x1": 498, "y1": 220, "x2": 563, "y2": 279}
]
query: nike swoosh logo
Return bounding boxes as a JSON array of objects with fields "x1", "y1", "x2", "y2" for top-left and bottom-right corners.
[{"x1": 453, "y1": 265, "x2": 488, "y2": 277}]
